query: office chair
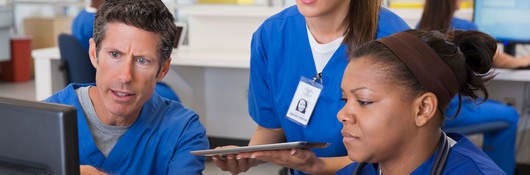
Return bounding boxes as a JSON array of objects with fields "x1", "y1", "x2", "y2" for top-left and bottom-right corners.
[{"x1": 57, "y1": 33, "x2": 96, "y2": 84}]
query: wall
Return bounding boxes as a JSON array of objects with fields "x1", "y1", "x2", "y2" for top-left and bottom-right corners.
[
  {"x1": 11, "y1": 0, "x2": 84, "y2": 36},
  {"x1": 0, "y1": 5, "x2": 12, "y2": 61}
]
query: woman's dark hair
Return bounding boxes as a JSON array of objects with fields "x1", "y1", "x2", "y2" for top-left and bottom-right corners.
[
  {"x1": 350, "y1": 30, "x2": 496, "y2": 116},
  {"x1": 343, "y1": 0, "x2": 381, "y2": 53},
  {"x1": 93, "y1": 0, "x2": 177, "y2": 70},
  {"x1": 417, "y1": 0, "x2": 457, "y2": 33}
]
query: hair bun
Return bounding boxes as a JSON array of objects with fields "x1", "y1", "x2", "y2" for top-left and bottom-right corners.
[{"x1": 453, "y1": 30, "x2": 496, "y2": 74}]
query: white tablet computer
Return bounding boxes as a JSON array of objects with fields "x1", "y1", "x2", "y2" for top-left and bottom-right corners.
[{"x1": 190, "y1": 141, "x2": 329, "y2": 156}]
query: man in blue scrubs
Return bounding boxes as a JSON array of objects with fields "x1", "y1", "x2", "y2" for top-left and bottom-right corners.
[{"x1": 46, "y1": 0, "x2": 208, "y2": 174}]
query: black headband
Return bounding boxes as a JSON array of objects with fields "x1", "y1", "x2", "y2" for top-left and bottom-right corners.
[{"x1": 376, "y1": 32, "x2": 459, "y2": 108}]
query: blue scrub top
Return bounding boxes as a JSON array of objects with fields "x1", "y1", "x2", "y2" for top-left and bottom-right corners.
[
  {"x1": 451, "y1": 17, "x2": 478, "y2": 31},
  {"x1": 72, "y1": 9, "x2": 95, "y2": 52},
  {"x1": 248, "y1": 5, "x2": 409, "y2": 174},
  {"x1": 45, "y1": 83, "x2": 209, "y2": 175},
  {"x1": 336, "y1": 133, "x2": 505, "y2": 175}
]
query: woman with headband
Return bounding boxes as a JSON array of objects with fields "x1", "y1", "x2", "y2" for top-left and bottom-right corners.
[{"x1": 336, "y1": 30, "x2": 505, "y2": 175}]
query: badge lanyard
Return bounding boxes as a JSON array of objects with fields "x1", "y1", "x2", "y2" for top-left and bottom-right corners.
[{"x1": 286, "y1": 73, "x2": 323, "y2": 127}]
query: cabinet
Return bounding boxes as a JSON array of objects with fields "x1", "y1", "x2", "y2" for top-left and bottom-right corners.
[
  {"x1": 10, "y1": 0, "x2": 83, "y2": 49},
  {"x1": 23, "y1": 16, "x2": 72, "y2": 49}
]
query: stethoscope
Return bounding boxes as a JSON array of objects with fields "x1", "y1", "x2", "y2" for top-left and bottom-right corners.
[{"x1": 352, "y1": 132, "x2": 451, "y2": 175}]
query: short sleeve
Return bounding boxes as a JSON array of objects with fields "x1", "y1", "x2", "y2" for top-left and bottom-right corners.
[{"x1": 248, "y1": 25, "x2": 282, "y2": 128}]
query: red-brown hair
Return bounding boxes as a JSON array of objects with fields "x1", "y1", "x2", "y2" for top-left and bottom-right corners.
[
  {"x1": 417, "y1": 0, "x2": 457, "y2": 33},
  {"x1": 344, "y1": 0, "x2": 382, "y2": 53}
]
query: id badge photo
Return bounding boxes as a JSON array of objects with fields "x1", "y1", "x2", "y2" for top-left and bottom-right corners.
[{"x1": 286, "y1": 76, "x2": 323, "y2": 127}]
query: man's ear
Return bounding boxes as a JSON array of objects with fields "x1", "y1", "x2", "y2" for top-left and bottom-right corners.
[
  {"x1": 413, "y1": 92, "x2": 438, "y2": 127},
  {"x1": 156, "y1": 57, "x2": 171, "y2": 81},
  {"x1": 88, "y1": 38, "x2": 98, "y2": 69}
]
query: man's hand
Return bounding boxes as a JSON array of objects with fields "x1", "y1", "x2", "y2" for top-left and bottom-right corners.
[{"x1": 80, "y1": 165, "x2": 107, "y2": 175}]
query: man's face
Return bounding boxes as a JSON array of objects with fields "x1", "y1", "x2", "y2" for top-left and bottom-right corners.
[{"x1": 88, "y1": 22, "x2": 169, "y2": 118}]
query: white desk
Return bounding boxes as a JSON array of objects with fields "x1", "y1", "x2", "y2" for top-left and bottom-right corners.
[
  {"x1": 492, "y1": 68, "x2": 530, "y2": 82},
  {"x1": 32, "y1": 47, "x2": 61, "y2": 101},
  {"x1": 485, "y1": 69, "x2": 530, "y2": 114}
]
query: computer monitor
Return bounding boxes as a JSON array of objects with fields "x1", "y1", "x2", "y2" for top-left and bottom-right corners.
[
  {"x1": 0, "y1": 97, "x2": 79, "y2": 175},
  {"x1": 473, "y1": 0, "x2": 530, "y2": 54}
]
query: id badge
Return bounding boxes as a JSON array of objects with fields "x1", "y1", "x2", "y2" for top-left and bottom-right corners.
[{"x1": 286, "y1": 77, "x2": 323, "y2": 127}]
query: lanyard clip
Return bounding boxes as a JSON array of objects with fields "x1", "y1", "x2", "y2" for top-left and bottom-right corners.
[{"x1": 312, "y1": 72, "x2": 322, "y2": 84}]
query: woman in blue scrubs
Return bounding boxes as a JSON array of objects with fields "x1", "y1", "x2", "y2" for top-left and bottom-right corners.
[
  {"x1": 417, "y1": 0, "x2": 527, "y2": 173},
  {"x1": 336, "y1": 30, "x2": 505, "y2": 175},
  {"x1": 213, "y1": 0, "x2": 409, "y2": 174}
]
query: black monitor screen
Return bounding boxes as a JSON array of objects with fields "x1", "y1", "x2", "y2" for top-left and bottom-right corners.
[
  {"x1": 0, "y1": 97, "x2": 79, "y2": 175},
  {"x1": 473, "y1": 0, "x2": 530, "y2": 42}
]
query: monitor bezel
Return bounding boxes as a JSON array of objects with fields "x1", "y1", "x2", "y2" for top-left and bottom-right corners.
[
  {"x1": 472, "y1": 0, "x2": 530, "y2": 43},
  {"x1": 0, "y1": 97, "x2": 80, "y2": 175}
]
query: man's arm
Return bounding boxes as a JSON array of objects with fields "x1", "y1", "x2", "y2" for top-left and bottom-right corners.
[
  {"x1": 166, "y1": 115, "x2": 209, "y2": 174},
  {"x1": 80, "y1": 165, "x2": 107, "y2": 175}
]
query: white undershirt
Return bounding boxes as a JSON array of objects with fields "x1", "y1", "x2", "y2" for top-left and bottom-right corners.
[
  {"x1": 306, "y1": 25, "x2": 344, "y2": 73},
  {"x1": 85, "y1": 6, "x2": 97, "y2": 13}
]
